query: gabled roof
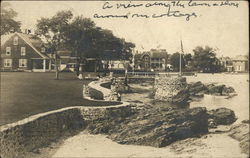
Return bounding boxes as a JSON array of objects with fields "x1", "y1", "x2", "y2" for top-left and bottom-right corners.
[
  {"x1": 134, "y1": 52, "x2": 150, "y2": 60},
  {"x1": 232, "y1": 55, "x2": 248, "y2": 61},
  {"x1": 1, "y1": 32, "x2": 48, "y2": 59},
  {"x1": 150, "y1": 49, "x2": 168, "y2": 58},
  {"x1": 151, "y1": 52, "x2": 168, "y2": 58}
]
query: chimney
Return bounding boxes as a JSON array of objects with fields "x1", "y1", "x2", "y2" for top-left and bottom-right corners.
[{"x1": 24, "y1": 29, "x2": 31, "y2": 34}]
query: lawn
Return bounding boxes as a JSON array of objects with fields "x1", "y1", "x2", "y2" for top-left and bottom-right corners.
[{"x1": 0, "y1": 72, "x2": 118, "y2": 125}]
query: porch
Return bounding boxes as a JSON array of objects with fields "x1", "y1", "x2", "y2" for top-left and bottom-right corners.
[{"x1": 31, "y1": 59, "x2": 52, "y2": 72}]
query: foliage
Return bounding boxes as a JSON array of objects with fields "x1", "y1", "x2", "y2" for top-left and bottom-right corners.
[
  {"x1": 36, "y1": 10, "x2": 73, "y2": 79},
  {"x1": 36, "y1": 10, "x2": 73, "y2": 53},
  {"x1": 64, "y1": 16, "x2": 135, "y2": 60},
  {"x1": 1, "y1": 2, "x2": 21, "y2": 35},
  {"x1": 169, "y1": 52, "x2": 185, "y2": 71},
  {"x1": 191, "y1": 46, "x2": 222, "y2": 73}
]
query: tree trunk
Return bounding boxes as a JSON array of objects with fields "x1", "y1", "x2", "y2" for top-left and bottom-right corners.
[
  {"x1": 75, "y1": 59, "x2": 80, "y2": 77},
  {"x1": 55, "y1": 54, "x2": 59, "y2": 80}
]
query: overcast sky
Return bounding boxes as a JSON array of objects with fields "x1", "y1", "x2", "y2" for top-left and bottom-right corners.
[{"x1": 5, "y1": 1, "x2": 249, "y2": 57}]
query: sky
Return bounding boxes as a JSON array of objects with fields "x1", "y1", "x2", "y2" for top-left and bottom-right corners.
[{"x1": 4, "y1": 0, "x2": 249, "y2": 57}]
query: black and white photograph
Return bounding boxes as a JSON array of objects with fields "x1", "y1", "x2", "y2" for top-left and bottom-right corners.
[{"x1": 0, "y1": 0, "x2": 249, "y2": 157}]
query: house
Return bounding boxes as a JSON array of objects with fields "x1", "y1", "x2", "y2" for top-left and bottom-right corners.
[
  {"x1": 1, "y1": 32, "x2": 51, "y2": 72},
  {"x1": 105, "y1": 60, "x2": 130, "y2": 71},
  {"x1": 57, "y1": 50, "x2": 103, "y2": 72},
  {"x1": 57, "y1": 49, "x2": 76, "y2": 71},
  {"x1": 134, "y1": 52, "x2": 151, "y2": 71},
  {"x1": 232, "y1": 55, "x2": 249, "y2": 72},
  {"x1": 150, "y1": 49, "x2": 168, "y2": 71},
  {"x1": 219, "y1": 56, "x2": 233, "y2": 72},
  {"x1": 133, "y1": 49, "x2": 169, "y2": 72}
]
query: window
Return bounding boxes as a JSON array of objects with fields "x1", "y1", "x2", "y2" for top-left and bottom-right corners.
[
  {"x1": 13, "y1": 36, "x2": 18, "y2": 45},
  {"x1": 41, "y1": 47, "x2": 46, "y2": 53},
  {"x1": 21, "y1": 47, "x2": 26, "y2": 56},
  {"x1": 4, "y1": 59, "x2": 12, "y2": 67},
  {"x1": 6, "y1": 47, "x2": 11, "y2": 56},
  {"x1": 19, "y1": 59, "x2": 27, "y2": 67}
]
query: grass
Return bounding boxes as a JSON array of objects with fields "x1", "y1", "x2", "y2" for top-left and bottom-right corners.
[{"x1": 0, "y1": 72, "x2": 119, "y2": 125}]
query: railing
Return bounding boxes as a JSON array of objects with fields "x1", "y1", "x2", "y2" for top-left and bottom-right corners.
[
  {"x1": 127, "y1": 71, "x2": 155, "y2": 77},
  {"x1": 127, "y1": 71, "x2": 197, "y2": 77}
]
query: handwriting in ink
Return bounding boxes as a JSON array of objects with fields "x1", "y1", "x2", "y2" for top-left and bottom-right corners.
[
  {"x1": 132, "y1": 14, "x2": 150, "y2": 18},
  {"x1": 116, "y1": 2, "x2": 143, "y2": 9},
  {"x1": 93, "y1": 12, "x2": 131, "y2": 19},
  {"x1": 152, "y1": 7, "x2": 197, "y2": 21},
  {"x1": 102, "y1": 2, "x2": 113, "y2": 9},
  {"x1": 188, "y1": 0, "x2": 211, "y2": 7}
]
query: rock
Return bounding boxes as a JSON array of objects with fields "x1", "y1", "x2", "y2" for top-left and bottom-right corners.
[
  {"x1": 222, "y1": 86, "x2": 235, "y2": 94},
  {"x1": 242, "y1": 120, "x2": 250, "y2": 124},
  {"x1": 229, "y1": 121, "x2": 249, "y2": 155},
  {"x1": 207, "y1": 108, "x2": 237, "y2": 125},
  {"x1": 206, "y1": 84, "x2": 235, "y2": 96},
  {"x1": 172, "y1": 88, "x2": 190, "y2": 104},
  {"x1": 188, "y1": 81, "x2": 207, "y2": 96},
  {"x1": 207, "y1": 84, "x2": 225, "y2": 95},
  {"x1": 208, "y1": 118, "x2": 217, "y2": 128},
  {"x1": 89, "y1": 106, "x2": 209, "y2": 148}
]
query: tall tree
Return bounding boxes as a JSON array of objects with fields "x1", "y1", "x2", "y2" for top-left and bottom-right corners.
[
  {"x1": 36, "y1": 10, "x2": 73, "y2": 79},
  {"x1": 64, "y1": 16, "x2": 97, "y2": 76},
  {"x1": 64, "y1": 16, "x2": 135, "y2": 75},
  {"x1": 191, "y1": 46, "x2": 221, "y2": 73},
  {"x1": 170, "y1": 52, "x2": 185, "y2": 72},
  {"x1": 1, "y1": 2, "x2": 21, "y2": 35}
]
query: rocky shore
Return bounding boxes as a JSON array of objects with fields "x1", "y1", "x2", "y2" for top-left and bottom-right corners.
[
  {"x1": 154, "y1": 76, "x2": 236, "y2": 104},
  {"x1": 86, "y1": 101, "x2": 237, "y2": 148},
  {"x1": 229, "y1": 120, "x2": 249, "y2": 155}
]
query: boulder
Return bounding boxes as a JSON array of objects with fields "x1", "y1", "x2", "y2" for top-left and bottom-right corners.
[
  {"x1": 188, "y1": 81, "x2": 207, "y2": 96},
  {"x1": 222, "y1": 86, "x2": 235, "y2": 95},
  {"x1": 229, "y1": 121, "x2": 249, "y2": 155},
  {"x1": 207, "y1": 108, "x2": 237, "y2": 125},
  {"x1": 207, "y1": 84, "x2": 225, "y2": 95},
  {"x1": 206, "y1": 84, "x2": 235, "y2": 96},
  {"x1": 172, "y1": 88, "x2": 190, "y2": 104}
]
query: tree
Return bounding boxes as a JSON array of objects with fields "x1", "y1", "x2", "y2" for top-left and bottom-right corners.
[
  {"x1": 170, "y1": 52, "x2": 185, "y2": 72},
  {"x1": 191, "y1": 46, "x2": 222, "y2": 73},
  {"x1": 64, "y1": 16, "x2": 97, "y2": 76},
  {"x1": 1, "y1": 2, "x2": 21, "y2": 35},
  {"x1": 64, "y1": 16, "x2": 135, "y2": 76},
  {"x1": 36, "y1": 10, "x2": 73, "y2": 79}
]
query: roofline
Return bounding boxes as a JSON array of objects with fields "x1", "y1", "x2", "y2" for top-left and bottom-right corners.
[{"x1": 16, "y1": 33, "x2": 48, "y2": 59}]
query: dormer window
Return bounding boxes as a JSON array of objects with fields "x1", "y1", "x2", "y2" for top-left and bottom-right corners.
[
  {"x1": 21, "y1": 47, "x2": 26, "y2": 56},
  {"x1": 6, "y1": 47, "x2": 11, "y2": 56},
  {"x1": 14, "y1": 36, "x2": 18, "y2": 45}
]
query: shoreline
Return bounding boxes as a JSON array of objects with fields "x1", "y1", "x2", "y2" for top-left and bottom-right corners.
[
  {"x1": 1, "y1": 74, "x2": 249, "y2": 157},
  {"x1": 31, "y1": 130, "x2": 246, "y2": 158}
]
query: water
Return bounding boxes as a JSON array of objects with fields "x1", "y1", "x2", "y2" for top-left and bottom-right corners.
[{"x1": 186, "y1": 73, "x2": 249, "y2": 123}]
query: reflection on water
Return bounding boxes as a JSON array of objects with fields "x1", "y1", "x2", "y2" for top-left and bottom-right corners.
[{"x1": 186, "y1": 73, "x2": 249, "y2": 123}]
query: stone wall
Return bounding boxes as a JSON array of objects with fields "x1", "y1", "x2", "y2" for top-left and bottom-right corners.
[
  {"x1": 87, "y1": 78, "x2": 123, "y2": 101},
  {"x1": 154, "y1": 76, "x2": 188, "y2": 102},
  {"x1": 0, "y1": 104, "x2": 133, "y2": 158}
]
